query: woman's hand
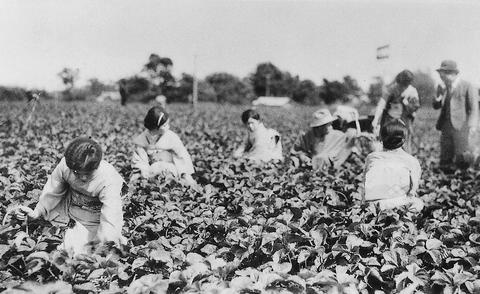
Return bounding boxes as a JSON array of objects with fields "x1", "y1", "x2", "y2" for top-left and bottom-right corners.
[
  {"x1": 3, "y1": 206, "x2": 39, "y2": 225},
  {"x1": 15, "y1": 206, "x2": 38, "y2": 221}
]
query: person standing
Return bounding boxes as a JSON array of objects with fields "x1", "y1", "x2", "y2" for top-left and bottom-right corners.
[
  {"x1": 371, "y1": 70, "x2": 420, "y2": 153},
  {"x1": 433, "y1": 60, "x2": 479, "y2": 171}
]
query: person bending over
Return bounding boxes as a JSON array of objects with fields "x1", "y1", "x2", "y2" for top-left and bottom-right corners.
[{"x1": 8, "y1": 137, "x2": 125, "y2": 253}]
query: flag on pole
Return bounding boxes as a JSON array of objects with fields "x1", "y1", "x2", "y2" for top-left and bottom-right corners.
[{"x1": 376, "y1": 44, "x2": 390, "y2": 60}]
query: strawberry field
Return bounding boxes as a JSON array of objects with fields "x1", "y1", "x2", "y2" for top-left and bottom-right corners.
[{"x1": 1, "y1": 101, "x2": 480, "y2": 294}]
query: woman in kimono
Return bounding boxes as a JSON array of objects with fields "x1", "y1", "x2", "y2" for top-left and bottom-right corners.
[
  {"x1": 233, "y1": 109, "x2": 283, "y2": 162},
  {"x1": 363, "y1": 120, "x2": 424, "y2": 212},
  {"x1": 10, "y1": 137, "x2": 125, "y2": 253},
  {"x1": 132, "y1": 106, "x2": 196, "y2": 186}
]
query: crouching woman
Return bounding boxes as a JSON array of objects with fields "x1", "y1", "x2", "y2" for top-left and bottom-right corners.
[
  {"x1": 132, "y1": 106, "x2": 196, "y2": 186},
  {"x1": 362, "y1": 120, "x2": 424, "y2": 212},
  {"x1": 10, "y1": 137, "x2": 125, "y2": 252}
]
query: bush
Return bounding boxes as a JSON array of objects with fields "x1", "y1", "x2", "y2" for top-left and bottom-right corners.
[
  {"x1": 205, "y1": 72, "x2": 254, "y2": 104},
  {"x1": 0, "y1": 87, "x2": 53, "y2": 101}
]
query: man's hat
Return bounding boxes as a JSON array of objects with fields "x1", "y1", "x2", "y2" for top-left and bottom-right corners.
[
  {"x1": 310, "y1": 108, "x2": 336, "y2": 128},
  {"x1": 436, "y1": 60, "x2": 459, "y2": 73}
]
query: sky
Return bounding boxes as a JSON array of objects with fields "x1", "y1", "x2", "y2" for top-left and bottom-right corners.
[{"x1": 1, "y1": 0, "x2": 480, "y2": 91}]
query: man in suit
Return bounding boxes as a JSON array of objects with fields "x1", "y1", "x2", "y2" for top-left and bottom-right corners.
[{"x1": 433, "y1": 60, "x2": 479, "y2": 171}]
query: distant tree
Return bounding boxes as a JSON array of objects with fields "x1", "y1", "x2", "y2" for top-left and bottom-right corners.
[
  {"x1": 168, "y1": 73, "x2": 218, "y2": 103},
  {"x1": 412, "y1": 70, "x2": 435, "y2": 106},
  {"x1": 367, "y1": 76, "x2": 385, "y2": 104},
  {"x1": 120, "y1": 54, "x2": 177, "y2": 105},
  {"x1": 342, "y1": 75, "x2": 364, "y2": 99},
  {"x1": 318, "y1": 76, "x2": 363, "y2": 105},
  {"x1": 206, "y1": 72, "x2": 253, "y2": 104},
  {"x1": 319, "y1": 79, "x2": 344, "y2": 104},
  {"x1": 292, "y1": 79, "x2": 318, "y2": 104},
  {"x1": 87, "y1": 78, "x2": 115, "y2": 97},
  {"x1": 250, "y1": 62, "x2": 297, "y2": 97}
]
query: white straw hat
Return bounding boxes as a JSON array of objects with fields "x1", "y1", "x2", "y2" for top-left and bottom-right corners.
[{"x1": 309, "y1": 108, "x2": 336, "y2": 127}]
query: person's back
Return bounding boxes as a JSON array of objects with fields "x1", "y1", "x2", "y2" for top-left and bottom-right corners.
[
  {"x1": 364, "y1": 149, "x2": 420, "y2": 200},
  {"x1": 362, "y1": 120, "x2": 423, "y2": 212}
]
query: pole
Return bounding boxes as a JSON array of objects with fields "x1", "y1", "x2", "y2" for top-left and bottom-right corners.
[
  {"x1": 192, "y1": 54, "x2": 198, "y2": 108},
  {"x1": 265, "y1": 73, "x2": 271, "y2": 96}
]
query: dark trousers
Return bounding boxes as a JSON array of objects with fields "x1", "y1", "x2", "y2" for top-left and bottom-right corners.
[{"x1": 439, "y1": 122, "x2": 470, "y2": 169}]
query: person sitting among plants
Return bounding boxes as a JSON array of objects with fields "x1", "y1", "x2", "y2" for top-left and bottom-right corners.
[
  {"x1": 291, "y1": 108, "x2": 375, "y2": 170},
  {"x1": 362, "y1": 119, "x2": 424, "y2": 212},
  {"x1": 233, "y1": 109, "x2": 283, "y2": 162},
  {"x1": 6, "y1": 137, "x2": 125, "y2": 253},
  {"x1": 132, "y1": 106, "x2": 196, "y2": 186}
]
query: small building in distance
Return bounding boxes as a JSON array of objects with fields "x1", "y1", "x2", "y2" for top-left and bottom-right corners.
[
  {"x1": 252, "y1": 96, "x2": 291, "y2": 107},
  {"x1": 96, "y1": 91, "x2": 121, "y2": 102}
]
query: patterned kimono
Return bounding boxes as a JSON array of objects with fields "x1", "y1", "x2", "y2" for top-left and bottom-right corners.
[
  {"x1": 32, "y1": 158, "x2": 125, "y2": 251},
  {"x1": 132, "y1": 129, "x2": 195, "y2": 178}
]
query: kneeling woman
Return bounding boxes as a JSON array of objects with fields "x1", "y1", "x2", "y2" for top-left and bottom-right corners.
[
  {"x1": 132, "y1": 106, "x2": 196, "y2": 185},
  {"x1": 362, "y1": 120, "x2": 423, "y2": 212},
  {"x1": 11, "y1": 137, "x2": 125, "y2": 252}
]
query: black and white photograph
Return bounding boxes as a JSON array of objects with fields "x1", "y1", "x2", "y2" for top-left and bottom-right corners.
[{"x1": 1, "y1": 0, "x2": 480, "y2": 293}]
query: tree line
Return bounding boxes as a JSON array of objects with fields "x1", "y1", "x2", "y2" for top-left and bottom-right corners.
[{"x1": 0, "y1": 54, "x2": 437, "y2": 105}]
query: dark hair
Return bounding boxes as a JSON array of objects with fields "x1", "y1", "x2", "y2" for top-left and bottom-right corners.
[
  {"x1": 312, "y1": 124, "x2": 330, "y2": 141},
  {"x1": 144, "y1": 106, "x2": 169, "y2": 130},
  {"x1": 65, "y1": 137, "x2": 103, "y2": 172},
  {"x1": 241, "y1": 109, "x2": 260, "y2": 124},
  {"x1": 395, "y1": 70, "x2": 414, "y2": 87},
  {"x1": 380, "y1": 120, "x2": 407, "y2": 150}
]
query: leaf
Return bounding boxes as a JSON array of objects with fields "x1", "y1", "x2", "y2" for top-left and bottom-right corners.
[
  {"x1": 310, "y1": 230, "x2": 325, "y2": 247},
  {"x1": 345, "y1": 235, "x2": 364, "y2": 250},
  {"x1": 381, "y1": 264, "x2": 397, "y2": 273},
  {"x1": 14, "y1": 231, "x2": 29, "y2": 248},
  {"x1": 450, "y1": 248, "x2": 467, "y2": 258},
  {"x1": 131, "y1": 257, "x2": 148, "y2": 270},
  {"x1": 149, "y1": 249, "x2": 173, "y2": 264},
  {"x1": 88, "y1": 268, "x2": 105, "y2": 279},
  {"x1": 186, "y1": 252, "x2": 204, "y2": 265},
  {"x1": 426, "y1": 238, "x2": 443, "y2": 250},
  {"x1": 297, "y1": 249, "x2": 311, "y2": 264},
  {"x1": 26, "y1": 251, "x2": 50, "y2": 261},
  {"x1": 272, "y1": 262, "x2": 292, "y2": 274},
  {"x1": 230, "y1": 276, "x2": 253, "y2": 290},
  {"x1": 452, "y1": 272, "x2": 475, "y2": 286}
]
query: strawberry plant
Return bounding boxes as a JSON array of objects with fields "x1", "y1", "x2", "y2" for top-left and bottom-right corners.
[{"x1": 0, "y1": 102, "x2": 479, "y2": 293}]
